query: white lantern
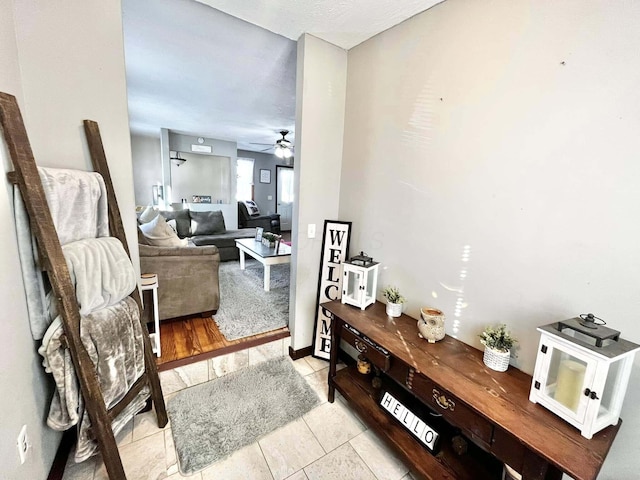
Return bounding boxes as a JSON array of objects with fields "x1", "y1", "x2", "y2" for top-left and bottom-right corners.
[
  {"x1": 529, "y1": 314, "x2": 640, "y2": 439},
  {"x1": 341, "y1": 252, "x2": 379, "y2": 310}
]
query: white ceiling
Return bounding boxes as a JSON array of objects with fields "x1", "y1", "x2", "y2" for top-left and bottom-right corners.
[{"x1": 123, "y1": 0, "x2": 443, "y2": 152}]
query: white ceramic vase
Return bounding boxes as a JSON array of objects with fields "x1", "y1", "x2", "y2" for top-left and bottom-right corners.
[
  {"x1": 483, "y1": 347, "x2": 511, "y2": 372},
  {"x1": 386, "y1": 302, "x2": 403, "y2": 317}
]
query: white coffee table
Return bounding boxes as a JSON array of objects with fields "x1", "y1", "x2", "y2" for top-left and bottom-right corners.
[{"x1": 235, "y1": 238, "x2": 292, "y2": 291}]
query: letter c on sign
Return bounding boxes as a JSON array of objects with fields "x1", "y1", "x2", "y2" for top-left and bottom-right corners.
[{"x1": 325, "y1": 284, "x2": 339, "y2": 301}]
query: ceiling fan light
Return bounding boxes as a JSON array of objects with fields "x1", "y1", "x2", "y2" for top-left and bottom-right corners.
[
  {"x1": 275, "y1": 147, "x2": 285, "y2": 159},
  {"x1": 283, "y1": 148, "x2": 292, "y2": 159}
]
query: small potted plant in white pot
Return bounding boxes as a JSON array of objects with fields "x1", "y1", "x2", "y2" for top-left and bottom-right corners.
[
  {"x1": 479, "y1": 324, "x2": 517, "y2": 372},
  {"x1": 382, "y1": 285, "x2": 406, "y2": 317},
  {"x1": 261, "y1": 232, "x2": 278, "y2": 247}
]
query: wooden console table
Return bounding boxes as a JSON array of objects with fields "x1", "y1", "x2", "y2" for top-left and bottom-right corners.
[{"x1": 325, "y1": 300, "x2": 620, "y2": 480}]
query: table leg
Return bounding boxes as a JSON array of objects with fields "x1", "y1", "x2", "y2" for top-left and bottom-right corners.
[
  {"x1": 152, "y1": 286, "x2": 160, "y2": 357},
  {"x1": 264, "y1": 264, "x2": 271, "y2": 291},
  {"x1": 328, "y1": 313, "x2": 340, "y2": 403},
  {"x1": 239, "y1": 250, "x2": 246, "y2": 270}
]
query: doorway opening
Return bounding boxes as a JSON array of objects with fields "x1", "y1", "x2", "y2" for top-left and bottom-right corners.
[{"x1": 276, "y1": 166, "x2": 294, "y2": 232}]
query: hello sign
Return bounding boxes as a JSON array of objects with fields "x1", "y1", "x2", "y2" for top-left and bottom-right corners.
[{"x1": 312, "y1": 220, "x2": 352, "y2": 360}]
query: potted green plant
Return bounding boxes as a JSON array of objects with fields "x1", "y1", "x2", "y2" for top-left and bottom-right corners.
[
  {"x1": 261, "y1": 232, "x2": 278, "y2": 247},
  {"x1": 382, "y1": 285, "x2": 406, "y2": 317},
  {"x1": 479, "y1": 324, "x2": 517, "y2": 372}
]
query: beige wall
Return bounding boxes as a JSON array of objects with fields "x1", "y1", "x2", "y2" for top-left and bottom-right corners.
[
  {"x1": 131, "y1": 133, "x2": 162, "y2": 206},
  {"x1": 290, "y1": 35, "x2": 347, "y2": 350},
  {"x1": 340, "y1": 0, "x2": 640, "y2": 476},
  {"x1": 1, "y1": 0, "x2": 137, "y2": 477},
  {"x1": 0, "y1": 1, "x2": 62, "y2": 478},
  {"x1": 0, "y1": 0, "x2": 22, "y2": 101},
  {"x1": 13, "y1": 0, "x2": 139, "y2": 268}
]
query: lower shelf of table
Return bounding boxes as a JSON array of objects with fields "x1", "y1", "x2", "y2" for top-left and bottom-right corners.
[{"x1": 331, "y1": 366, "x2": 503, "y2": 480}]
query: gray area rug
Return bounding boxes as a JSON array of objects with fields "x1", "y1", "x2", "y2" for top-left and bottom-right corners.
[
  {"x1": 214, "y1": 259, "x2": 289, "y2": 340},
  {"x1": 167, "y1": 357, "x2": 321, "y2": 475}
]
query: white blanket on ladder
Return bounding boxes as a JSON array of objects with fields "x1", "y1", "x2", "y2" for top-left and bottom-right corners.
[{"x1": 62, "y1": 237, "x2": 136, "y2": 315}]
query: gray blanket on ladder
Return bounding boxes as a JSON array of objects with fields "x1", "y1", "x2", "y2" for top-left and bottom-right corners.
[{"x1": 39, "y1": 296, "x2": 149, "y2": 462}]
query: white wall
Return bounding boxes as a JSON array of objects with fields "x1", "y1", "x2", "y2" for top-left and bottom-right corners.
[
  {"x1": 167, "y1": 132, "x2": 239, "y2": 227},
  {"x1": 340, "y1": 0, "x2": 640, "y2": 477},
  {"x1": 0, "y1": 0, "x2": 137, "y2": 478},
  {"x1": 170, "y1": 153, "x2": 231, "y2": 205},
  {"x1": 131, "y1": 133, "x2": 162, "y2": 206},
  {"x1": 290, "y1": 35, "x2": 347, "y2": 350}
]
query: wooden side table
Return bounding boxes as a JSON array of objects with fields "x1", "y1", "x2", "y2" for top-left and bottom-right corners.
[{"x1": 141, "y1": 273, "x2": 160, "y2": 357}]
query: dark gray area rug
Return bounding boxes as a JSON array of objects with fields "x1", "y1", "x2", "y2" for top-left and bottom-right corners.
[
  {"x1": 214, "y1": 259, "x2": 289, "y2": 340},
  {"x1": 167, "y1": 357, "x2": 321, "y2": 475}
]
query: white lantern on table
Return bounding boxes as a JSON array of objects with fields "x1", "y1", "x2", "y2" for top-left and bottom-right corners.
[
  {"x1": 341, "y1": 252, "x2": 379, "y2": 310},
  {"x1": 529, "y1": 313, "x2": 640, "y2": 439}
]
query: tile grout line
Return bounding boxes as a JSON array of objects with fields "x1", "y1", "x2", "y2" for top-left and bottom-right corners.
[
  {"x1": 349, "y1": 441, "x2": 386, "y2": 480},
  {"x1": 255, "y1": 440, "x2": 277, "y2": 480}
]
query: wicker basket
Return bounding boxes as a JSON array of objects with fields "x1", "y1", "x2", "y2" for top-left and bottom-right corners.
[{"x1": 483, "y1": 347, "x2": 511, "y2": 372}]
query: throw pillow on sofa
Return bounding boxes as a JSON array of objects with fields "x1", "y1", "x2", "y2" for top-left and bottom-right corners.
[
  {"x1": 243, "y1": 200, "x2": 260, "y2": 216},
  {"x1": 160, "y1": 209, "x2": 191, "y2": 238},
  {"x1": 139, "y1": 214, "x2": 188, "y2": 247},
  {"x1": 139, "y1": 205, "x2": 159, "y2": 224},
  {"x1": 190, "y1": 210, "x2": 226, "y2": 236}
]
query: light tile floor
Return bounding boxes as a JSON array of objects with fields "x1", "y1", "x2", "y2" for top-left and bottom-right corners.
[{"x1": 62, "y1": 338, "x2": 418, "y2": 480}]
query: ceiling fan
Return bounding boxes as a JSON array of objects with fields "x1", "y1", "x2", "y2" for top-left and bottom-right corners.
[{"x1": 251, "y1": 130, "x2": 294, "y2": 159}]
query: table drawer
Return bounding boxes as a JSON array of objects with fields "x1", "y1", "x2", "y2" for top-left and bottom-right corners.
[
  {"x1": 408, "y1": 369, "x2": 493, "y2": 445},
  {"x1": 341, "y1": 324, "x2": 391, "y2": 372}
]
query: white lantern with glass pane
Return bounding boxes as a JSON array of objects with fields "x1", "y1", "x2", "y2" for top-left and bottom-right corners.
[
  {"x1": 529, "y1": 314, "x2": 640, "y2": 439},
  {"x1": 341, "y1": 252, "x2": 379, "y2": 310}
]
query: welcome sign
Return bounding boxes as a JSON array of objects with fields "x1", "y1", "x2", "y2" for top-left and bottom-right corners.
[{"x1": 312, "y1": 220, "x2": 351, "y2": 359}]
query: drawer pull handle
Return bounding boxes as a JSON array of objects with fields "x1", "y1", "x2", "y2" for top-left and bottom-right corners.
[
  {"x1": 354, "y1": 339, "x2": 368, "y2": 353},
  {"x1": 433, "y1": 388, "x2": 455, "y2": 411}
]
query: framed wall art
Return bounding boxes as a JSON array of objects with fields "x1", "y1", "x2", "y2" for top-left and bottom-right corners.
[
  {"x1": 260, "y1": 169, "x2": 271, "y2": 184},
  {"x1": 192, "y1": 195, "x2": 212, "y2": 204},
  {"x1": 312, "y1": 220, "x2": 352, "y2": 359}
]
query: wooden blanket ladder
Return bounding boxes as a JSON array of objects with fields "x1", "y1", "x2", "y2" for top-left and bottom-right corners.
[{"x1": 0, "y1": 92, "x2": 167, "y2": 480}]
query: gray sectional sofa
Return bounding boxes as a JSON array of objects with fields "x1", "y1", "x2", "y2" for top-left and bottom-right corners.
[
  {"x1": 159, "y1": 209, "x2": 256, "y2": 261},
  {"x1": 137, "y1": 208, "x2": 256, "y2": 321}
]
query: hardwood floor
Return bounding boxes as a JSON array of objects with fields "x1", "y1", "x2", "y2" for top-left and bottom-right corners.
[
  {"x1": 155, "y1": 315, "x2": 290, "y2": 371},
  {"x1": 155, "y1": 233, "x2": 293, "y2": 371}
]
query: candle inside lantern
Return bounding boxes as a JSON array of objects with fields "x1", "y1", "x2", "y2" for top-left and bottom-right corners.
[{"x1": 554, "y1": 359, "x2": 586, "y2": 412}]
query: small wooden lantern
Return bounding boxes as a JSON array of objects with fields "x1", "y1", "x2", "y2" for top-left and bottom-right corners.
[
  {"x1": 529, "y1": 314, "x2": 640, "y2": 439},
  {"x1": 341, "y1": 252, "x2": 380, "y2": 310}
]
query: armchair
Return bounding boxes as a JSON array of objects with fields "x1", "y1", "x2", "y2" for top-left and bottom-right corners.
[{"x1": 237, "y1": 201, "x2": 281, "y2": 234}]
